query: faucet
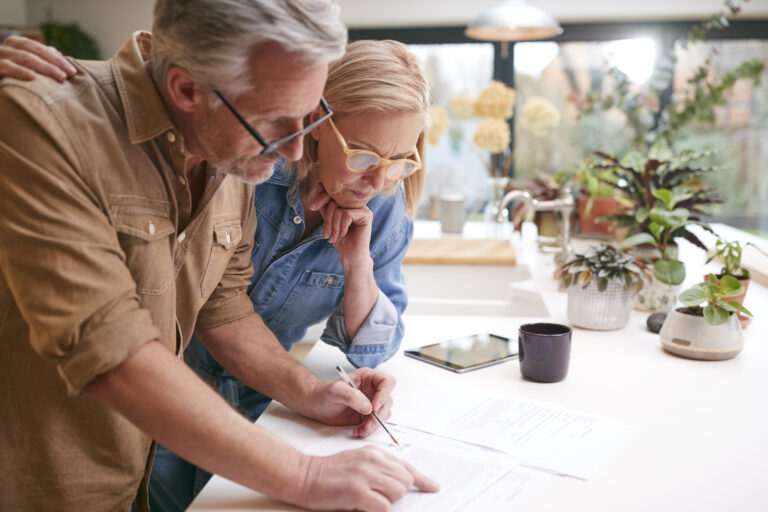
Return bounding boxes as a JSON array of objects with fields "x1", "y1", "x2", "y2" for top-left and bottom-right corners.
[{"x1": 496, "y1": 188, "x2": 574, "y2": 263}]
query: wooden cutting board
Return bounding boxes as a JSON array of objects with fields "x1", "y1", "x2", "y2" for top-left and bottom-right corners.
[{"x1": 403, "y1": 238, "x2": 516, "y2": 266}]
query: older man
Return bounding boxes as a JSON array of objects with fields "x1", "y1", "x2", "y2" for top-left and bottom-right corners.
[{"x1": 0, "y1": 1, "x2": 437, "y2": 511}]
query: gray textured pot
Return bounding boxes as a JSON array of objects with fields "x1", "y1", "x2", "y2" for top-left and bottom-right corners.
[
  {"x1": 659, "y1": 309, "x2": 744, "y2": 361},
  {"x1": 566, "y1": 279, "x2": 633, "y2": 330},
  {"x1": 633, "y1": 278, "x2": 680, "y2": 313}
]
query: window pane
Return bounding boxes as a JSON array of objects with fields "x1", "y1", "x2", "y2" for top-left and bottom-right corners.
[
  {"x1": 672, "y1": 39, "x2": 768, "y2": 230},
  {"x1": 409, "y1": 43, "x2": 495, "y2": 219}
]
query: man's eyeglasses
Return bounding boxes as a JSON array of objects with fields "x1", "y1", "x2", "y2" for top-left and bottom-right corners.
[
  {"x1": 327, "y1": 117, "x2": 421, "y2": 180},
  {"x1": 214, "y1": 90, "x2": 332, "y2": 156}
]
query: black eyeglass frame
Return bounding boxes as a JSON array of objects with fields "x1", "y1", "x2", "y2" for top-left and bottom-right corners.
[{"x1": 214, "y1": 90, "x2": 333, "y2": 156}]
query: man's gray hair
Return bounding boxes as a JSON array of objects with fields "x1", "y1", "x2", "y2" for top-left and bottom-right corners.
[{"x1": 150, "y1": 0, "x2": 347, "y2": 97}]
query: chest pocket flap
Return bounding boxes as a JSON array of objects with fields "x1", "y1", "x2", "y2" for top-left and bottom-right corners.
[
  {"x1": 115, "y1": 212, "x2": 175, "y2": 242},
  {"x1": 213, "y1": 222, "x2": 243, "y2": 250},
  {"x1": 201, "y1": 220, "x2": 244, "y2": 298}
]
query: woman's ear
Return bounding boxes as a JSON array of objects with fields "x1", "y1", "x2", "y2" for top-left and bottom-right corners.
[{"x1": 309, "y1": 105, "x2": 325, "y2": 141}]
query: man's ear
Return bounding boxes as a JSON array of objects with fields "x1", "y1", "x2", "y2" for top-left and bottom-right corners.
[{"x1": 165, "y1": 67, "x2": 206, "y2": 113}]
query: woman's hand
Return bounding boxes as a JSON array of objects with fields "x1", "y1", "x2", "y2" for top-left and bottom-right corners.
[
  {"x1": 0, "y1": 35, "x2": 77, "y2": 82},
  {"x1": 307, "y1": 183, "x2": 374, "y2": 268}
]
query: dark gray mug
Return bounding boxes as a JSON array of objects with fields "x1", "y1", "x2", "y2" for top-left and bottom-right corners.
[{"x1": 519, "y1": 323, "x2": 572, "y2": 383}]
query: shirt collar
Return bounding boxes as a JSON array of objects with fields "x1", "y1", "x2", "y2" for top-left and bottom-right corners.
[{"x1": 111, "y1": 31, "x2": 174, "y2": 144}]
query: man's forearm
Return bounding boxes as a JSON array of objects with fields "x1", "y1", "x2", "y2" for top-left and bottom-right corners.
[
  {"x1": 85, "y1": 340, "x2": 309, "y2": 504},
  {"x1": 197, "y1": 312, "x2": 320, "y2": 415}
]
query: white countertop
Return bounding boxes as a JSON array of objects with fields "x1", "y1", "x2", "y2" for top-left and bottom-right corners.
[{"x1": 190, "y1": 221, "x2": 768, "y2": 511}]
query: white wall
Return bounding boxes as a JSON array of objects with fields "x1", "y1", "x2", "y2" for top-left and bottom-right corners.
[
  {"x1": 22, "y1": 0, "x2": 768, "y2": 59},
  {"x1": 0, "y1": 0, "x2": 27, "y2": 26},
  {"x1": 336, "y1": 0, "x2": 768, "y2": 27},
  {"x1": 26, "y1": 0, "x2": 153, "y2": 58}
]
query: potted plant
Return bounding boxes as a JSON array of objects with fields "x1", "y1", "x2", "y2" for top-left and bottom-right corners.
[
  {"x1": 572, "y1": 160, "x2": 630, "y2": 239},
  {"x1": 705, "y1": 239, "x2": 768, "y2": 328},
  {"x1": 660, "y1": 274, "x2": 752, "y2": 360},
  {"x1": 557, "y1": 245, "x2": 651, "y2": 330},
  {"x1": 618, "y1": 187, "x2": 713, "y2": 312},
  {"x1": 588, "y1": 142, "x2": 721, "y2": 241}
]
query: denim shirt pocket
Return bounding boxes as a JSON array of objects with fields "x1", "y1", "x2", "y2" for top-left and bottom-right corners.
[{"x1": 269, "y1": 269, "x2": 345, "y2": 329}]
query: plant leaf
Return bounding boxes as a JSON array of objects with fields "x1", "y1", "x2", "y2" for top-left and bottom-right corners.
[
  {"x1": 703, "y1": 305, "x2": 729, "y2": 326},
  {"x1": 719, "y1": 275, "x2": 744, "y2": 297},
  {"x1": 724, "y1": 301, "x2": 752, "y2": 317},
  {"x1": 654, "y1": 259, "x2": 685, "y2": 285},
  {"x1": 679, "y1": 286, "x2": 706, "y2": 306},
  {"x1": 652, "y1": 188, "x2": 674, "y2": 209},
  {"x1": 618, "y1": 232, "x2": 656, "y2": 250}
]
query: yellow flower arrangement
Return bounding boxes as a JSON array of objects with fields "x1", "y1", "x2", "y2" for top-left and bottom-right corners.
[
  {"x1": 473, "y1": 119, "x2": 511, "y2": 154},
  {"x1": 451, "y1": 95, "x2": 475, "y2": 120},
  {"x1": 521, "y1": 96, "x2": 561, "y2": 137},
  {"x1": 427, "y1": 105, "x2": 450, "y2": 146},
  {"x1": 474, "y1": 80, "x2": 516, "y2": 119}
]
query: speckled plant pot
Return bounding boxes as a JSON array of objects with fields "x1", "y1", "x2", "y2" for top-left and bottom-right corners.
[
  {"x1": 567, "y1": 279, "x2": 633, "y2": 330},
  {"x1": 659, "y1": 309, "x2": 744, "y2": 360},
  {"x1": 633, "y1": 279, "x2": 680, "y2": 312}
]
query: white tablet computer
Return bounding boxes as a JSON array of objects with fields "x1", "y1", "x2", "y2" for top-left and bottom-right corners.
[{"x1": 403, "y1": 332, "x2": 518, "y2": 373}]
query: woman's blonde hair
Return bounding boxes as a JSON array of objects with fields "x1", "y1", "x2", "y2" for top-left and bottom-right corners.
[{"x1": 296, "y1": 39, "x2": 429, "y2": 217}]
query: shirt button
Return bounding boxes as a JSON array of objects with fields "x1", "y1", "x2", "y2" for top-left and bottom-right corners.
[
  {"x1": 148, "y1": 221, "x2": 156, "y2": 235},
  {"x1": 166, "y1": 131, "x2": 176, "y2": 143},
  {"x1": 178, "y1": 232, "x2": 186, "y2": 243},
  {"x1": 326, "y1": 276, "x2": 335, "y2": 285},
  {"x1": 293, "y1": 215, "x2": 302, "y2": 224}
]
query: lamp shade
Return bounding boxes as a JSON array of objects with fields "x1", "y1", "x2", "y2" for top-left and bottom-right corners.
[{"x1": 466, "y1": 0, "x2": 563, "y2": 42}]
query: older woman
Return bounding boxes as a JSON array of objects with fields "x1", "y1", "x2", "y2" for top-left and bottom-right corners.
[{"x1": 5, "y1": 37, "x2": 430, "y2": 509}]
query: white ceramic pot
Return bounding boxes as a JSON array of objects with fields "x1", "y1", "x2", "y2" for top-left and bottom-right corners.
[
  {"x1": 567, "y1": 279, "x2": 633, "y2": 330},
  {"x1": 659, "y1": 309, "x2": 744, "y2": 361},
  {"x1": 633, "y1": 278, "x2": 680, "y2": 312}
]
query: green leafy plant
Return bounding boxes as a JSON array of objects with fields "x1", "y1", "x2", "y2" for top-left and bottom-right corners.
[
  {"x1": 572, "y1": 0, "x2": 766, "y2": 150},
  {"x1": 556, "y1": 245, "x2": 651, "y2": 294},
  {"x1": 618, "y1": 188, "x2": 712, "y2": 285},
  {"x1": 706, "y1": 239, "x2": 768, "y2": 279},
  {"x1": 679, "y1": 273, "x2": 753, "y2": 325},
  {"x1": 40, "y1": 22, "x2": 100, "y2": 60},
  {"x1": 589, "y1": 141, "x2": 720, "y2": 247}
]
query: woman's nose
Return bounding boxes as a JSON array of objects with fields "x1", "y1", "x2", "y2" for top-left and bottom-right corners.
[{"x1": 364, "y1": 163, "x2": 389, "y2": 190}]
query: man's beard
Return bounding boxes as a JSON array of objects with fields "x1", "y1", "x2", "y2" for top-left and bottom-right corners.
[
  {"x1": 225, "y1": 155, "x2": 276, "y2": 185},
  {"x1": 198, "y1": 124, "x2": 276, "y2": 185}
]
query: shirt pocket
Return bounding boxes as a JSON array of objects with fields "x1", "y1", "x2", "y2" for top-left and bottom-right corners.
[
  {"x1": 268, "y1": 269, "x2": 344, "y2": 330},
  {"x1": 201, "y1": 220, "x2": 243, "y2": 298},
  {"x1": 114, "y1": 210, "x2": 175, "y2": 296}
]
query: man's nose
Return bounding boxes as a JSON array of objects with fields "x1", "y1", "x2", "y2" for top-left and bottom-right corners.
[{"x1": 277, "y1": 134, "x2": 305, "y2": 162}]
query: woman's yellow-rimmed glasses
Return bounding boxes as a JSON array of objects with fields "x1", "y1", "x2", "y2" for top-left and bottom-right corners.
[{"x1": 327, "y1": 117, "x2": 421, "y2": 180}]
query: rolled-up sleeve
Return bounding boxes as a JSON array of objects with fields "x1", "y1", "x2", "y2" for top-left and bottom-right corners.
[
  {"x1": 0, "y1": 87, "x2": 160, "y2": 395},
  {"x1": 195, "y1": 188, "x2": 258, "y2": 331},
  {"x1": 320, "y1": 215, "x2": 412, "y2": 368}
]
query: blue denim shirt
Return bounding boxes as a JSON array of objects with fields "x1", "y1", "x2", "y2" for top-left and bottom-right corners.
[{"x1": 185, "y1": 162, "x2": 412, "y2": 413}]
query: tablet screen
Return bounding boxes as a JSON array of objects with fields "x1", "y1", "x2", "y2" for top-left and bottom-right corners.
[{"x1": 404, "y1": 333, "x2": 518, "y2": 372}]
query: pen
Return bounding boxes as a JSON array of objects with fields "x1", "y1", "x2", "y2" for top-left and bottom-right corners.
[{"x1": 335, "y1": 365, "x2": 400, "y2": 446}]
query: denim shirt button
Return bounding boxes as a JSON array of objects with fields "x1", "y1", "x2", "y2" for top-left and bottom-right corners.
[
  {"x1": 326, "y1": 276, "x2": 335, "y2": 285},
  {"x1": 293, "y1": 215, "x2": 302, "y2": 224}
]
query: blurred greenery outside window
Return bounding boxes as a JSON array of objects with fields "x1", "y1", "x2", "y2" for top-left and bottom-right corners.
[
  {"x1": 353, "y1": 23, "x2": 767, "y2": 232},
  {"x1": 513, "y1": 38, "x2": 768, "y2": 231}
]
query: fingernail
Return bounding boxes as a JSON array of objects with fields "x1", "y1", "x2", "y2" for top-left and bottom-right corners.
[
  {"x1": 57, "y1": 72, "x2": 67, "y2": 82},
  {"x1": 67, "y1": 64, "x2": 77, "y2": 75}
]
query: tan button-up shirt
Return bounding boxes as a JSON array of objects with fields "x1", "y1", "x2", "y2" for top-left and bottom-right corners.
[{"x1": 0, "y1": 32, "x2": 257, "y2": 511}]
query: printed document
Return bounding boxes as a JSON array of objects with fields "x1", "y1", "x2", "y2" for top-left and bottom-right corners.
[
  {"x1": 389, "y1": 380, "x2": 633, "y2": 480},
  {"x1": 303, "y1": 426, "x2": 551, "y2": 512}
]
